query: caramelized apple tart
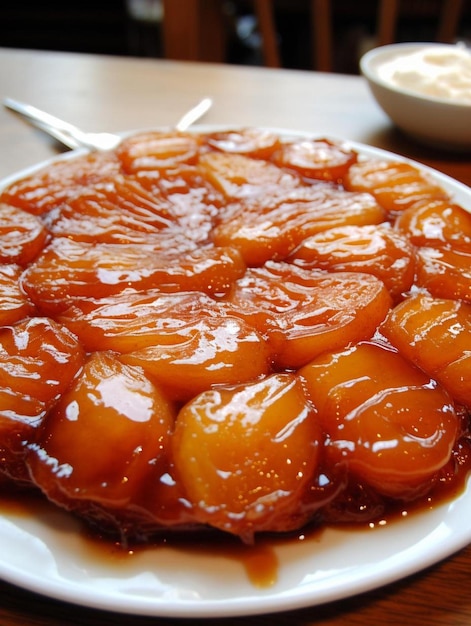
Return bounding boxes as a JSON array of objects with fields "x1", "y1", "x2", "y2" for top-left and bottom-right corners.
[{"x1": 0, "y1": 128, "x2": 470, "y2": 545}]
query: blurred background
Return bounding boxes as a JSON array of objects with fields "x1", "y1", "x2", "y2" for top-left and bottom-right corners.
[{"x1": 1, "y1": 0, "x2": 470, "y2": 74}]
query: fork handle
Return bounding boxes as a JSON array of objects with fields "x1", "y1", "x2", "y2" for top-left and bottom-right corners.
[{"x1": 3, "y1": 98, "x2": 86, "y2": 149}]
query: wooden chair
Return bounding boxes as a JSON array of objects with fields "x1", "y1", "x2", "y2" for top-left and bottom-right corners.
[
  {"x1": 160, "y1": 0, "x2": 332, "y2": 71},
  {"x1": 377, "y1": 0, "x2": 465, "y2": 46},
  {"x1": 310, "y1": 0, "x2": 466, "y2": 71},
  {"x1": 234, "y1": 0, "x2": 332, "y2": 71},
  {"x1": 253, "y1": 0, "x2": 281, "y2": 67},
  {"x1": 161, "y1": 0, "x2": 226, "y2": 63},
  {"x1": 161, "y1": 1, "x2": 466, "y2": 72},
  {"x1": 256, "y1": 0, "x2": 467, "y2": 71}
]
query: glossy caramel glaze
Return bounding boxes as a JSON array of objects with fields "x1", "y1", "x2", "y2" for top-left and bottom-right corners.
[{"x1": 0, "y1": 128, "x2": 469, "y2": 545}]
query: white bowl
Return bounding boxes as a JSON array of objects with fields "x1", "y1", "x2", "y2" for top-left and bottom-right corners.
[{"x1": 360, "y1": 42, "x2": 471, "y2": 151}]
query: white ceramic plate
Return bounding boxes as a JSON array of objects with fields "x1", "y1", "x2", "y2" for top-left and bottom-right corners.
[{"x1": 0, "y1": 130, "x2": 470, "y2": 618}]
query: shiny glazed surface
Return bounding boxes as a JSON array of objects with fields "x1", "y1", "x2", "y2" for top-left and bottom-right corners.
[{"x1": 0, "y1": 127, "x2": 469, "y2": 548}]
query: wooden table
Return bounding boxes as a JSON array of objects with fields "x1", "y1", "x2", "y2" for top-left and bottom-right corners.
[{"x1": 0, "y1": 47, "x2": 470, "y2": 626}]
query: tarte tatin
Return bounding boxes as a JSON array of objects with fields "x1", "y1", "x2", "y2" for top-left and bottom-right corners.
[{"x1": 0, "y1": 128, "x2": 470, "y2": 545}]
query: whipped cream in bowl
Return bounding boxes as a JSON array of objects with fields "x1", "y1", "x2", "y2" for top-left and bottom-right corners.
[
  {"x1": 378, "y1": 45, "x2": 471, "y2": 103},
  {"x1": 360, "y1": 43, "x2": 471, "y2": 151}
]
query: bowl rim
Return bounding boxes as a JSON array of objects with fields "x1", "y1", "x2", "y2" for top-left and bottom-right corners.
[{"x1": 359, "y1": 42, "x2": 471, "y2": 109}]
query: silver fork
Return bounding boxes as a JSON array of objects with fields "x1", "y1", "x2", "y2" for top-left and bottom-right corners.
[{"x1": 3, "y1": 97, "x2": 213, "y2": 151}]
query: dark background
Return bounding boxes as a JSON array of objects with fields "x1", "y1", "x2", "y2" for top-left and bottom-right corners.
[{"x1": 0, "y1": 0, "x2": 470, "y2": 74}]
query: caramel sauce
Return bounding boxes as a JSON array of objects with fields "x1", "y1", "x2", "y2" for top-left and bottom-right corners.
[
  {"x1": 0, "y1": 128, "x2": 470, "y2": 590},
  {"x1": 1, "y1": 442, "x2": 469, "y2": 590}
]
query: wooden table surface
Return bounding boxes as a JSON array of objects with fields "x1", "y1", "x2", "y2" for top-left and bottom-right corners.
[{"x1": 0, "y1": 46, "x2": 470, "y2": 626}]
